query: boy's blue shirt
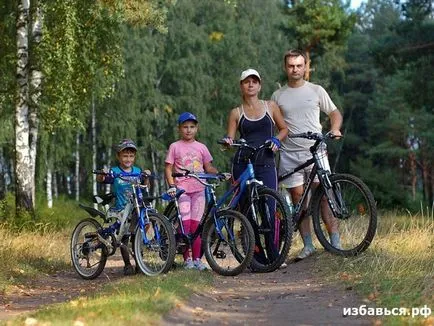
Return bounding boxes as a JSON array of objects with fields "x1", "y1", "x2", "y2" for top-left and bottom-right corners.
[{"x1": 105, "y1": 166, "x2": 142, "y2": 211}]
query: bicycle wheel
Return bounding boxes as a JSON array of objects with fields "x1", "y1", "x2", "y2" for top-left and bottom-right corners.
[
  {"x1": 133, "y1": 212, "x2": 176, "y2": 276},
  {"x1": 163, "y1": 201, "x2": 177, "y2": 224},
  {"x1": 202, "y1": 209, "x2": 254, "y2": 276},
  {"x1": 242, "y1": 186, "x2": 293, "y2": 273},
  {"x1": 70, "y1": 218, "x2": 108, "y2": 280},
  {"x1": 311, "y1": 173, "x2": 377, "y2": 256}
]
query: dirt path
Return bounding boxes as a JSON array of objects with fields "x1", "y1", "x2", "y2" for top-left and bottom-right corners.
[
  {"x1": 163, "y1": 257, "x2": 373, "y2": 326},
  {"x1": 0, "y1": 255, "x2": 374, "y2": 325},
  {"x1": 0, "y1": 257, "x2": 125, "y2": 322}
]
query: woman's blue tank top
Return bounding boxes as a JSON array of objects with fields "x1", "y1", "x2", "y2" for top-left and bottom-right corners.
[{"x1": 233, "y1": 101, "x2": 275, "y2": 166}]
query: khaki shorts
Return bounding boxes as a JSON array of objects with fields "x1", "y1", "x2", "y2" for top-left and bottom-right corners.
[{"x1": 278, "y1": 149, "x2": 330, "y2": 189}]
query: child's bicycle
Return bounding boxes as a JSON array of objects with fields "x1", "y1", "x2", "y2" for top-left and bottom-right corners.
[
  {"x1": 278, "y1": 132, "x2": 377, "y2": 256},
  {"x1": 165, "y1": 140, "x2": 293, "y2": 273},
  {"x1": 163, "y1": 171, "x2": 255, "y2": 276},
  {"x1": 70, "y1": 170, "x2": 176, "y2": 279}
]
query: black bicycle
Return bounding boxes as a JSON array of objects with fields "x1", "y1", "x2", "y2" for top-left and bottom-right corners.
[
  {"x1": 278, "y1": 132, "x2": 377, "y2": 256},
  {"x1": 163, "y1": 171, "x2": 255, "y2": 276},
  {"x1": 171, "y1": 139, "x2": 293, "y2": 273}
]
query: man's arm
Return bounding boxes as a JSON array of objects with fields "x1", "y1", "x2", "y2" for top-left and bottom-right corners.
[{"x1": 328, "y1": 110, "x2": 343, "y2": 137}]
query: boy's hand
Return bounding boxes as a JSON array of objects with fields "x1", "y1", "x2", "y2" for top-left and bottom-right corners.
[
  {"x1": 143, "y1": 169, "x2": 152, "y2": 176},
  {"x1": 167, "y1": 185, "x2": 177, "y2": 197}
]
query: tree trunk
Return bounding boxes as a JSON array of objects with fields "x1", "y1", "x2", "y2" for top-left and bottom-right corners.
[
  {"x1": 92, "y1": 96, "x2": 97, "y2": 208},
  {"x1": 0, "y1": 147, "x2": 6, "y2": 200},
  {"x1": 15, "y1": 0, "x2": 34, "y2": 213},
  {"x1": 105, "y1": 145, "x2": 111, "y2": 194},
  {"x1": 304, "y1": 48, "x2": 311, "y2": 81},
  {"x1": 53, "y1": 171, "x2": 58, "y2": 199},
  {"x1": 75, "y1": 133, "x2": 80, "y2": 201},
  {"x1": 421, "y1": 155, "x2": 433, "y2": 206},
  {"x1": 29, "y1": 2, "x2": 43, "y2": 208},
  {"x1": 46, "y1": 167, "x2": 52, "y2": 208},
  {"x1": 409, "y1": 151, "x2": 417, "y2": 201},
  {"x1": 151, "y1": 150, "x2": 160, "y2": 197}
]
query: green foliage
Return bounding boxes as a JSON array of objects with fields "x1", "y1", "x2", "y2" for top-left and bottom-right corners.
[{"x1": 283, "y1": 0, "x2": 357, "y2": 54}]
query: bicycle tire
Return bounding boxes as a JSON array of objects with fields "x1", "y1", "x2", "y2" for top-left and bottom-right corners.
[
  {"x1": 311, "y1": 173, "x2": 377, "y2": 256},
  {"x1": 70, "y1": 218, "x2": 108, "y2": 280},
  {"x1": 242, "y1": 186, "x2": 293, "y2": 273},
  {"x1": 202, "y1": 209, "x2": 254, "y2": 276},
  {"x1": 133, "y1": 212, "x2": 176, "y2": 276}
]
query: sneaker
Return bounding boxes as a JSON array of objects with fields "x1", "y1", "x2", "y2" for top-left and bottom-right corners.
[
  {"x1": 193, "y1": 259, "x2": 208, "y2": 271},
  {"x1": 123, "y1": 264, "x2": 135, "y2": 276},
  {"x1": 184, "y1": 258, "x2": 195, "y2": 270},
  {"x1": 330, "y1": 235, "x2": 343, "y2": 250},
  {"x1": 279, "y1": 262, "x2": 288, "y2": 269},
  {"x1": 296, "y1": 246, "x2": 316, "y2": 260}
]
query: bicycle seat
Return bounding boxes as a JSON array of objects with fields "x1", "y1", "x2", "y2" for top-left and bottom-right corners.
[
  {"x1": 92, "y1": 193, "x2": 114, "y2": 206},
  {"x1": 79, "y1": 204, "x2": 106, "y2": 220}
]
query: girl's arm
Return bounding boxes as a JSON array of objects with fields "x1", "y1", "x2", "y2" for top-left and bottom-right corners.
[
  {"x1": 269, "y1": 100, "x2": 289, "y2": 141},
  {"x1": 164, "y1": 163, "x2": 176, "y2": 187},
  {"x1": 204, "y1": 161, "x2": 218, "y2": 174}
]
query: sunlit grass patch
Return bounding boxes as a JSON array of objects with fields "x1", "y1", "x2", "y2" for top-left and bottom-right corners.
[
  {"x1": 7, "y1": 270, "x2": 213, "y2": 326},
  {"x1": 315, "y1": 210, "x2": 433, "y2": 325},
  {"x1": 0, "y1": 224, "x2": 71, "y2": 292}
]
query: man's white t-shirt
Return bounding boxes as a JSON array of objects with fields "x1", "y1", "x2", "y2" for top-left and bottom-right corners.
[{"x1": 271, "y1": 81, "x2": 337, "y2": 151}]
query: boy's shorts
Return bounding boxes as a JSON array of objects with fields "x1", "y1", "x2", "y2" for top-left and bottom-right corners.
[{"x1": 278, "y1": 149, "x2": 330, "y2": 189}]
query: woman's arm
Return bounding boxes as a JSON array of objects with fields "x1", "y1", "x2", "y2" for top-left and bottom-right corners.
[
  {"x1": 204, "y1": 161, "x2": 218, "y2": 174},
  {"x1": 269, "y1": 101, "x2": 289, "y2": 141},
  {"x1": 225, "y1": 107, "x2": 239, "y2": 140}
]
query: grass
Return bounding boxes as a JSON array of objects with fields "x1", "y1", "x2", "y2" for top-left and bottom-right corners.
[
  {"x1": 0, "y1": 224, "x2": 71, "y2": 292},
  {"x1": 3, "y1": 271, "x2": 212, "y2": 326},
  {"x1": 1, "y1": 196, "x2": 433, "y2": 325},
  {"x1": 312, "y1": 209, "x2": 434, "y2": 325}
]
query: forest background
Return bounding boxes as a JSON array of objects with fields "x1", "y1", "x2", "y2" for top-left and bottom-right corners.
[{"x1": 0, "y1": 0, "x2": 433, "y2": 220}]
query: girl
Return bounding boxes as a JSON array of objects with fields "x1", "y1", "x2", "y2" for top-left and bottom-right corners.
[{"x1": 165, "y1": 112, "x2": 220, "y2": 271}]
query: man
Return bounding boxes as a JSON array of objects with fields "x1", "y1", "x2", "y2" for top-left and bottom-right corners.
[{"x1": 271, "y1": 49, "x2": 343, "y2": 260}]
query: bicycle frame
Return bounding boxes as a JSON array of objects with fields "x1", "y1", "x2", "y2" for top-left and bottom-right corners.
[
  {"x1": 95, "y1": 171, "x2": 167, "y2": 248},
  {"x1": 171, "y1": 172, "x2": 243, "y2": 243},
  {"x1": 277, "y1": 132, "x2": 338, "y2": 224}
]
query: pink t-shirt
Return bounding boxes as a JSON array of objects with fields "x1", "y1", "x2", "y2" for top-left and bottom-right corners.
[{"x1": 165, "y1": 140, "x2": 213, "y2": 193}]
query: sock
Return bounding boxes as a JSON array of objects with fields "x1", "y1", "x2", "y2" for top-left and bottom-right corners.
[
  {"x1": 330, "y1": 232, "x2": 341, "y2": 246},
  {"x1": 302, "y1": 234, "x2": 314, "y2": 248}
]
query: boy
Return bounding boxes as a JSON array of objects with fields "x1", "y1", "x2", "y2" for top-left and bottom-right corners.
[{"x1": 97, "y1": 138, "x2": 150, "y2": 275}]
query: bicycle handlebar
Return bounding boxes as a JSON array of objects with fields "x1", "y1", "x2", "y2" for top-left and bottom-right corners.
[
  {"x1": 172, "y1": 170, "x2": 228, "y2": 187},
  {"x1": 288, "y1": 131, "x2": 342, "y2": 141},
  {"x1": 217, "y1": 138, "x2": 271, "y2": 151},
  {"x1": 93, "y1": 170, "x2": 157, "y2": 179}
]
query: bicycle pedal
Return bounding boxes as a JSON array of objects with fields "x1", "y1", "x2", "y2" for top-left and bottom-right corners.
[
  {"x1": 84, "y1": 232, "x2": 98, "y2": 238},
  {"x1": 215, "y1": 250, "x2": 226, "y2": 259}
]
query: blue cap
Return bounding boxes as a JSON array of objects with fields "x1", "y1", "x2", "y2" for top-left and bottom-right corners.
[{"x1": 178, "y1": 112, "x2": 198, "y2": 125}]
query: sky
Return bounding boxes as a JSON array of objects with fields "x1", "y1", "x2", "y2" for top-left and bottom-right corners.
[{"x1": 351, "y1": 0, "x2": 364, "y2": 9}]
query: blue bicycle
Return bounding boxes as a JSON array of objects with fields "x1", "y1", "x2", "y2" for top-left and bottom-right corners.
[
  {"x1": 165, "y1": 140, "x2": 293, "y2": 273},
  {"x1": 71, "y1": 171, "x2": 176, "y2": 279}
]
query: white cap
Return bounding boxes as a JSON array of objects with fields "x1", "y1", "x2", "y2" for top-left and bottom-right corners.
[{"x1": 240, "y1": 68, "x2": 261, "y2": 81}]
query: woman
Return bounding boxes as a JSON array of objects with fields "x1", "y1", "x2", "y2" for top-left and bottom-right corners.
[
  {"x1": 224, "y1": 68, "x2": 288, "y2": 190},
  {"x1": 223, "y1": 68, "x2": 289, "y2": 266}
]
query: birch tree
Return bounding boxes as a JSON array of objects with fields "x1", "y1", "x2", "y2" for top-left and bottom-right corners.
[{"x1": 15, "y1": 0, "x2": 33, "y2": 213}]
